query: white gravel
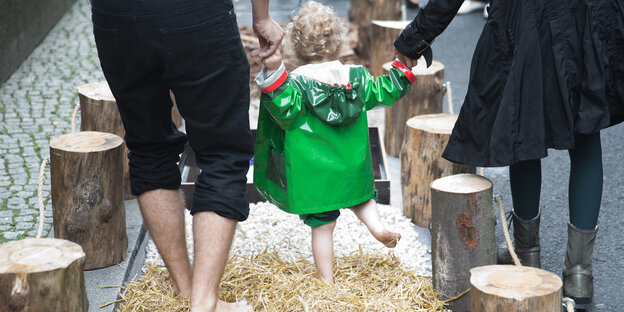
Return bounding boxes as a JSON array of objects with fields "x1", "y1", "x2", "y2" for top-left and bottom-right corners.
[{"x1": 146, "y1": 201, "x2": 432, "y2": 275}]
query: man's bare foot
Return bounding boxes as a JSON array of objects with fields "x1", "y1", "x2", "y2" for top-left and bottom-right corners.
[
  {"x1": 216, "y1": 299, "x2": 252, "y2": 312},
  {"x1": 372, "y1": 230, "x2": 401, "y2": 248},
  {"x1": 193, "y1": 299, "x2": 252, "y2": 312}
]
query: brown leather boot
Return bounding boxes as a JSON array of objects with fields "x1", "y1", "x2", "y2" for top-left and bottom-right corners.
[
  {"x1": 496, "y1": 211, "x2": 541, "y2": 268},
  {"x1": 563, "y1": 223, "x2": 598, "y2": 310}
]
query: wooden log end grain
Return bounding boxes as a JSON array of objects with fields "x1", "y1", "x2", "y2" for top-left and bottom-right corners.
[
  {"x1": 470, "y1": 265, "x2": 563, "y2": 312},
  {"x1": 0, "y1": 238, "x2": 88, "y2": 312},
  {"x1": 383, "y1": 60, "x2": 445, "y2": 157},
  {"x1": 49, "y1": 131, "x2": 127, "y2": 270}
]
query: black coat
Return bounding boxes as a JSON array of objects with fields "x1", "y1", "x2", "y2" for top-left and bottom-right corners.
[{"x1": 395, "y1": 0, "x2": 624, "y2": 167}]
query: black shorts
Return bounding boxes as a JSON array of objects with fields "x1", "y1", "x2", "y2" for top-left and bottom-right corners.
[{"x1": 92, "y1": 0, "x2": 253, "y2": 220}]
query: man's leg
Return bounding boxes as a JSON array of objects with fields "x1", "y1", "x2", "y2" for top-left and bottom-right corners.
[
  {"x1": 190, "y1": 212, "x2": 251, "y2": 312},
  {"x1": 138, "y1": 189, "x2": 192, "y2": 296}
]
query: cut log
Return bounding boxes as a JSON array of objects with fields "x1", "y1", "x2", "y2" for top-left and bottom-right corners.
[
  {"x1": 471, "y1": 265, "x2": 563, "y2": 312},
  {"x1": 430, "y1": 173, "x2": 496, "y2": 312},
  {"x1": 78, "y1": 82, "x2": 183, "y2": 199},
  {"x1": 78, "y1": 82, "x2": 132, "y2": 199},
  {"x1": 0, "y1": 238, "x2": 88, "y2": 311},
  {"x1": 49, "y1": 131, "x2": 127, "y2": 270},
  {"x1": 371, "y1": 20, "x2": 410, "y2": 77},
  {"x1": 349, "y1": 0, "x2": 402, "y2": 60},
  {"x1": 400, "y1": 114, "x2": 475, "y2": 228},
  {"x1": 383, "y1": 60, "x2": 445, "y2": 156}
]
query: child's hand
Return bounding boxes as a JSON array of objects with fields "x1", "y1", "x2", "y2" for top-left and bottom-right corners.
[
  {"x1": 262, "y1": 49, "x2": 282, "y2": 75},
  {"x1": 394, "y1": 48, "x2": 418, "y2": 69}
]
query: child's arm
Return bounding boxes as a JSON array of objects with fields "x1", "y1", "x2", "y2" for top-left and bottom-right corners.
[
  {"x1": 254, "y1": 51, "x2": 304, "y2": 130},
  {"x1": 352, "y1": 59, "x2": 416, "y2": 111}
]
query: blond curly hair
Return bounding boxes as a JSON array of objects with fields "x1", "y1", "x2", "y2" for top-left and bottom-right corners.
[{"x1": 287, "y1": 1, "x2": 345, "y2": 63}]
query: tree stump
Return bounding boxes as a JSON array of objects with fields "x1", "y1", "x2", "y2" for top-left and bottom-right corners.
[
  {"x1": 371, "y1": 20, "x2": 410, "y2": 77},
  {"x1": 78, "y1": 82, "x2": 183, "y2": 199},
  {"x1": 430, "y1": 173, "x2": 496, "y2": 312},
  {"x1": 49, "y1": 131, "x2": 127, "y2": 270},
  {"x1": 0, "y1": 238, "x2": 88, "y2": 311},
  {"x1": 471, "y1": 265, "x2": 563, "y2": 311},
  {"x1": 383, "y1": 60, "x2": 445, "y2": 156},
  {"x1": 349, "y1": 0, "x2": 402, "y2": 60},
  {"x1": 400, "y1": 114, "x2": 475, "y2": 228}
]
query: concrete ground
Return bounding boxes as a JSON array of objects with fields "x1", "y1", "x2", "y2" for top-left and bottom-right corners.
[{"x1": 1, "y1": 0, "x2": 622, "y2": 311}]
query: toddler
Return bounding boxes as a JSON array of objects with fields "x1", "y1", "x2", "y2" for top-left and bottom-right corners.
[{"x1": 253, "y1": 1, "x2": 416, "y2": 282}]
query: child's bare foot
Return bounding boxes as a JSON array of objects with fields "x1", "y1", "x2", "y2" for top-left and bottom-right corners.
[{"x1": 373, "y1": 230, "x2": 401, "y2": 248}]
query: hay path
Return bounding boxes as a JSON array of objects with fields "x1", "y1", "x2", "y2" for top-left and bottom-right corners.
[{"x1": 133, "y1": 203, "x2": 441, "y2": 312}]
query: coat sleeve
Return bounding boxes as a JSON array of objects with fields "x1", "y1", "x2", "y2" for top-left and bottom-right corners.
[
  {"x1": 394, "y1": 0, "x2": 464, "y2": 67},
  {"x1": 254, "y1": 62, "x2": 304, "y2": 130},
  {"x1": 353, "y1": 60, "x2": 416, "y2": 111}
]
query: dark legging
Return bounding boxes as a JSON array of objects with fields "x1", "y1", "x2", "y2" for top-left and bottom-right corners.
[{"x1": 509, "y1": 133, "x2": 603, "y2": 230}]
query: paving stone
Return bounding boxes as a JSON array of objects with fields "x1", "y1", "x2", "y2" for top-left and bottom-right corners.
[
  {"x1": 7, "y1": 203, "x2": 28, "y2": 210},
  {"x1": 3, "y1": 231, "x2": 24, "y2": 240},
  {"x1": 15, "y1": 215, "x2": 34, "y2": 222},
  {"x1": 16, "y1": 222, "x2": 34, "y2": 230},
  {"x1": 19, "y1": 209, "x2": 38, "y2": 215},
  {"x1": 0, "y1": 225, "x2": 10, "y2": 231},
  {"x1": 9, "y1": 185, "x2": 24, "y2": 192},
  {"x1": 7, "y1": 197, "x2": 26, "y2": 205},
  {"x1": 0, "y1": 210, "x2": 14, "y2": 218},
  {"x1": 0, "y1": 217, "x2": 12, "y2": 224}
]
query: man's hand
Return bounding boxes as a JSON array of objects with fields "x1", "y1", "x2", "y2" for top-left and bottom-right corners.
[
  {"x1": 251, "y1": 18, "x2": 284, "y2": 58},
  {"x1": 262, "y1": 49, "x2": 282, "y2": 75},
  {"x1": 395, "y1": 48, "x2": 418, "y2": 69}
]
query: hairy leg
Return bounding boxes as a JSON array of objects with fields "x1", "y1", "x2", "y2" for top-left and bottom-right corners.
[
  {"x1": 350, "y1": 199, "x2": 401, "y2": 248},
  {"x1": 311, "y1": 221, "x2": 337, "y2": 283},
  {"x1": 190, "y1": 211, "x2": 251, "y2": 312},
  {"x1": 137, "y1": 189, "x2": 192, "y2": 296}
]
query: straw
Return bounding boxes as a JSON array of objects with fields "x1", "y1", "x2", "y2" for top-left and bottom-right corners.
[{"x1": 115, "y1": 249, "x2": 446, "y2": 312}]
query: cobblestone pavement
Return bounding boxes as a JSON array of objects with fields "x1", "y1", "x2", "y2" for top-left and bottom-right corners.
[{"x1": 0, "y1": 1, "x2": 105, "y2": 242}]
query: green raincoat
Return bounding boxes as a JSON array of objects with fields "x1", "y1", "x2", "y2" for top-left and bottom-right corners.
[{"x1": 253, "y1": 60, "x2": 415, "y2": 215}]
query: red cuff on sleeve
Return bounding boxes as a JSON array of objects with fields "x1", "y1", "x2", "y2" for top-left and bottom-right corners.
[
  {"x1": 391, "y1": 59, "x2": 416, "y2": 84},
  {"x1": 262, "y1": 69, "x2": 289, "y2": 93}
]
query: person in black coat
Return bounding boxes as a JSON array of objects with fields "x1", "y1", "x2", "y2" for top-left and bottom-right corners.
[{"x1": 394, "y1": 0, "x2": 624, "y2": 308}]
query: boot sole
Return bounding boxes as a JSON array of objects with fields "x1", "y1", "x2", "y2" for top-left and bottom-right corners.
[{"x1": 567, "y1": 295, "x2": 591, "y2": 310}]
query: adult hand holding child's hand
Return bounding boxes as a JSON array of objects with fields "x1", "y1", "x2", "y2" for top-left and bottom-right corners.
[{"x1": 262, "y1": 49, "x2": 282, "y2": 75}]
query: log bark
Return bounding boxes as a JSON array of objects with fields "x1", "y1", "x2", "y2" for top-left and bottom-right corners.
[
  {"x1": 383, "y1": 60, "x2": 445, "y2": 156},
  {"x1": 471, "y1": 265, "x2": 563, "y2": 312},
  {"x1": 350, "y1": 0, "x2": 402, "y2": 60},
  {"x1": 371, "y1": 20, "x2": 410, "y2": 77},
  {"x1": 400, "y1": 114, "x2": 475, "y2": 228},
  {"x1": 0, "y1": 238, "x2": 88, "y2": 311},
  {"x1": 430, "y1": 173, "x2": 496, "y2": 312},
  {"x1": 78, "y1": 82, "x2": 183, "y2": 199},
  {"x1": 49, "y1": 131, "x2": 127, "y2": 270}
]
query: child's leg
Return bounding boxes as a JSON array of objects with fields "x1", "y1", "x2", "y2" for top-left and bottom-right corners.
[
  {"x1": 311, "y1": 221, "x2": 337, "y2": 283},
  {"x1": 350, "y1": 199, "x2": 401, "y2": 248}
]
